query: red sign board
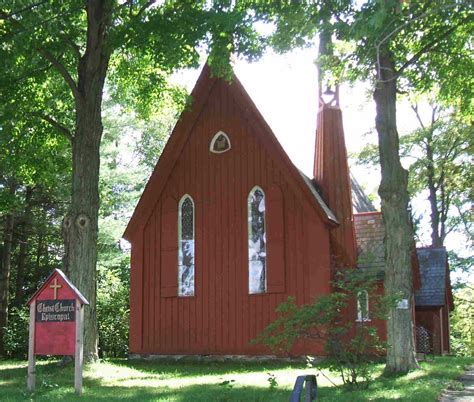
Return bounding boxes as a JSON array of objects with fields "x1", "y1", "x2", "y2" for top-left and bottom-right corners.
[{"x1": 28, "y1": 269, "x2": 88, "y2": 356}]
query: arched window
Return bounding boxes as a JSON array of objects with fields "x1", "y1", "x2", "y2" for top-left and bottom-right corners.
[
  {"x1": 178, "y1": 195, "x2": 195, "y2": 297},
  {"x1": 210, "y1": 131, "x2": 231, "y2": 153},
  {"x1": 357, "y1": 290, "x2": 369, "y2": 322},
  {"x1": 248, "y1": 186, "x2": 266, "y2": 294}
]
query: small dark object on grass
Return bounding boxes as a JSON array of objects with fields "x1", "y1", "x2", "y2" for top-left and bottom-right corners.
[{"x1": 290, "y1": 375, "x2": 317, "y2": 401}]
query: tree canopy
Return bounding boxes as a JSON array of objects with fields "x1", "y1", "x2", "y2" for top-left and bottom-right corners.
[{"x1": 0, "y1": 0, "x2": 269, "y2": 359}]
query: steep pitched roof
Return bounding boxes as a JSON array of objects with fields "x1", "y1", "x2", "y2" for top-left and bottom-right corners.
[
  {"x1": 123, "y1": 64, "x2": 338, "y2": 241},
  {"x1": 351, "y1": 174, "x2": 376, "y2": 213},
  {"x1": 354, "y1": 212, "x2": 422, "y2": 288},
  {"x1": 299, "y1": 171, "x2": 338, "y2": 223},
  {"x1": 415, "y1": 247, "x2": 453, "y2": 309},
  {"x1": 354, "y1": 212, "x2": 385, "y2": 278}
]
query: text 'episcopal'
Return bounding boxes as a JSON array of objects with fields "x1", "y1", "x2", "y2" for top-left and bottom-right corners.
[{"x1": 35, "y1": 300, "x2": 75, "y2": 322}]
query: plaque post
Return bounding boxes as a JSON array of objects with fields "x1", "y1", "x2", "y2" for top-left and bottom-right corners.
[
  {"x1": 74, "y1": 299, "x2": 84, "y2": 395},
  {"x1": 27, "y1": 300, "x2": 36, "y2": 392}
]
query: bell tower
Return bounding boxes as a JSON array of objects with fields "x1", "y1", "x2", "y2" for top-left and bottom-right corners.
[{"x1": 313, "y1": 32, "x2": 357, "y2": 268}]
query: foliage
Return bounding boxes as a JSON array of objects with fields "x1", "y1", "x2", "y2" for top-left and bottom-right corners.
[
  {"x1": 255, "y1": 271, "x2": 392, "y2": 389},
  {"x1": 356, "y1": 109, "x2": 473, "y2": 247},
  {"x1": 261, "y1": 0, "x2": 472, "y2": 373},
  {"x1": 266, "y1": 372, "x2": 278, "y2": 390},
  {"x1": 450, "y1": 285, "x2": 474, "y2": 357},
  {"x1": 263, "y1": 1, "x2": 474, "y2": 112},
  {"x1": 97, "y1": 268, "x2": 129, "y2": 358},
  {"x1": 1, "y1": 0, "x2": 272, "y2": 359},
  {"x1": 2, "y1": 307, "x2": 29, "y2": 359}
]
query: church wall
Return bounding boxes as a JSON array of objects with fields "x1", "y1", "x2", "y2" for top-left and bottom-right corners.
[{"x1": 129, "y1": 79, "x2": 332, "y2": 356}]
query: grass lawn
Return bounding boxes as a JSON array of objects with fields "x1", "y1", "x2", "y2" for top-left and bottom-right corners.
[{"x1": 0, "y1": 356, "x2": 472, "y2": 401}]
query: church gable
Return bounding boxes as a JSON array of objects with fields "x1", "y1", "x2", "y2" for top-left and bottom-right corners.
[
  {"x1": 126, "y1": 65, "x2": 334, "y2": 355},
  {"x1": 124, "y1": 65, "x2": 335, "y2": 242}
]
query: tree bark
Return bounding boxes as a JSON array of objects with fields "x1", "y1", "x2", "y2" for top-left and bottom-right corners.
[
  {"x1": 61, "y1": 0, "x2": 111, "y2": 362},
  {"x1": 0, "y1": 214, "x2": 14, "y2": 357},
  {"x1": 14, "y1": 186, "x2": 34, "y2": 306},
  {"x1": 425, "y1": 133, "x2": 443, "y2": 247},
  {"x1": 374, "y1": 47, "x2": 419, "y2": 373}
]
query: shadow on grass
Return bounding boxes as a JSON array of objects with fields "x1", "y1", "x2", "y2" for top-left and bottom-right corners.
[
  {"x1": 1, "y1": 360, "x2": 293, "y2": 401},
  {"x1": 108, "y1": 357, "x2": 307, "y2": 378},
  {"x1": 5, "y1": 376, "x2": 292, "y2": 401}
]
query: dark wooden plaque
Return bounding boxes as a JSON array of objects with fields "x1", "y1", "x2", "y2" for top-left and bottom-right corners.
[{"x1": 35, "y1": 299, "x2": 75, "y2": 322}]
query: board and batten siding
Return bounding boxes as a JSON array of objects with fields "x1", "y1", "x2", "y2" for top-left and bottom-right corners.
[{"x1": 129, "y1": 79, "x2": 331, "y2": 356}]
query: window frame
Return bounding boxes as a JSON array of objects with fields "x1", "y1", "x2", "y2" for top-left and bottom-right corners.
[
  {"x1": 210, "y1": 130, "x2": 231, "y2": 154},
  {"x1": 247, "y1": 185, "x2": 267, "y2": 295},
  {"x1": 356, "y1": 290, "x2": 370, "y2": 322},
  {"x1": 178, "y1": 194, "x2": 195, "y2": 297}
]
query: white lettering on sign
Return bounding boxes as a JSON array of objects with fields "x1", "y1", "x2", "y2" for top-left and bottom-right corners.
[{"x1": 35, "y1": 300, "x2": 75, "y2": 322}]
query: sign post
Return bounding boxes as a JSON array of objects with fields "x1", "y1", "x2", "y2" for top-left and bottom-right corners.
[{"x1": 27, "y1": 269, "x2": 89, "y2": 395}]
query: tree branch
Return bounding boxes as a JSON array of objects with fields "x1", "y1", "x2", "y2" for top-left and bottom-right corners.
[
  {"x1": 411, "y1": 104, "x2": 425, "y2": 130},
  {"x1": 0, "y1": 8, "x2": 81, "y2": 101},
  {"x1": 135, "y1": 0, "x2": 157, "y2": 18},
  {"x1": 1, "y1": 0, "x2": 48, "y2": 18},
  {"x1": 455, "y1": 204, "x2": 473, "y2": 239},
  {"x1": 39, "y1": 49, "x2": 81, "y2": 101},
  {"x1": 431, "y1": 104, "x2": 438, "y2": 126},
  {"x1": 8, "y1": 63, "x2": 53, "y2": 85},
  {"x1": 58, "y1": 27, "x2": 82, "y2": 60},
  {"x1": 35, "y1": 113, "x2": 73, "y2": 142},
  {"x1": 397, "y1": 26, "x2": 458, "y2": 76}
]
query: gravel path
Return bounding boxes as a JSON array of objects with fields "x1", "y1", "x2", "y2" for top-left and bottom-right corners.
[{"x1": 439, "y1": 365, "x2": 474, "y2": 402}]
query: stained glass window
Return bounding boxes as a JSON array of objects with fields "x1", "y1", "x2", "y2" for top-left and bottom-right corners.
[
  {"x1": 178, "y1": 195, "x2": 194, "y2": 296},
  {"x1": 357, "y1": 290, "x2": 369, "y2": 321},
  {"x1": 210, "y1": 131, "x2": 231, "y2": 153},
  {"x1": 248, "y1": 187, "x2": 266, "y2": 294}
]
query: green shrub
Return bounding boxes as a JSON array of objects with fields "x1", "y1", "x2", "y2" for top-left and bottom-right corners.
[
  {"x1": 97, "y1": 269, "x2": 129, "y2": 358},
  {"x1": 3, "y1": 307, "x2": 29, "y2": 359},
  {"x1": 255, "y1": 271, "x2": 392, "y2": 389},
  {"x1": 450, "y1": 286, "x2": 474, "y2": 357}
]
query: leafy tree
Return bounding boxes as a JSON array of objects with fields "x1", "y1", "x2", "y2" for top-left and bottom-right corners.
[
  {"x1": 263, "y1": 0, "x2": 473, "y2": 372},
  {"x1": 356, "y1": 106, "x2": 473, "y2": 249},
  {"x1": 0, "y1": 102, "x2": 70, "y2": 355},
  {"x1": 0, "y1": 0, "x2": 266, "y2": 360}
]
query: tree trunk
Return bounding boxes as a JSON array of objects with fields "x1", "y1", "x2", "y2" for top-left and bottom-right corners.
[
  {"x1": 61, "y1": 0, "x2": 111, "y2": 362},
  {"x1": 14, "y1": 186, "x2": 34, "y2": 306},
  {"x1": 425, "y1": 134, "x2": 442, "y2": 247},
  {"x1": 374, "y1": 48, "x2": 419, "y2": 373},
  {"x1": 0, "y1": 214, "x2": 14, "y2": 357}
]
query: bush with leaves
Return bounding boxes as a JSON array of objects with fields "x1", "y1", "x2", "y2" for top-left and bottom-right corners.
[
  {"x1": 450, "y1": 285, "x2": 474, "y2": 357},
  {"x1": 97, "y1": 267, "x2": 130, "y2": 358},
  {"x1": 2, "y1": 307, "x2": 29, "y2": 359},
  {"x1": 255, "y1": 271, "x2": 393, "y2": 389}
]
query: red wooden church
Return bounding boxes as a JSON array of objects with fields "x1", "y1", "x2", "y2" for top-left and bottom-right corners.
[{"x1": 124, "y1": 64, "x2": 451, "y2": 357}]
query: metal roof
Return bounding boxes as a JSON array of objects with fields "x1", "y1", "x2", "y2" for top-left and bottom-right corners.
[
  {"x1": 415, "y1": 247, "x2": 448, "y2": 307},
  {"x1": 351, "y1": 174, "x2": 376, "y2": 213},
  {"x1": 353, "y1": 212, "x2": 385, "y2": 278}
]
